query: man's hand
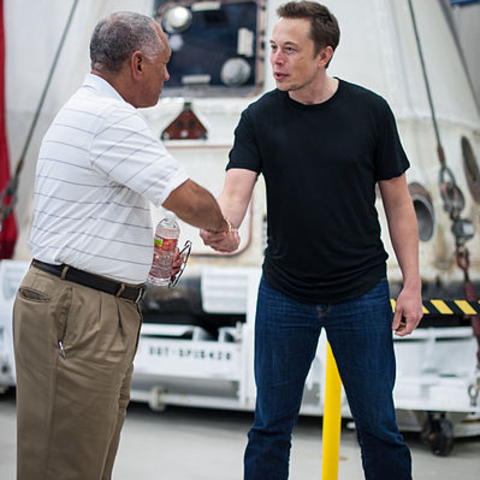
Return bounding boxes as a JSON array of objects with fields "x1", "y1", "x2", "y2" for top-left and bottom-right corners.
[
  {"x1": 169, "y1": 248, "x2": 183, "y2": 278},
  {"x1": 200, "y1": 228, "x2": 240, "y2": 253},
  {"x1": 392, "y1": 286, "x2": 423, "y2": 337}
]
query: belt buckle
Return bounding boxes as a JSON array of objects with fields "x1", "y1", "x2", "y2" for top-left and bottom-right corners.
[{"x1": 135, "y1": 286, "x2": 146, "y2": 304}]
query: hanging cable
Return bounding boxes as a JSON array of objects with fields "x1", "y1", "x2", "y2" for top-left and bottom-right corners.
[
  {"x1": 407, "y1": 0, "x2": 443, "y2": 160},
  {"x1": 0, "y1": 0, "x2": 80, "y2": 231},
  {"x1": 407, "y1": 0, "x2": 479, "y2": 370}
]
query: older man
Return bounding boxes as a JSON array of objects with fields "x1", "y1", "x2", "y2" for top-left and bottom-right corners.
[{"x1": 13, "y1": 11, "x2": 236, "y2": 480}]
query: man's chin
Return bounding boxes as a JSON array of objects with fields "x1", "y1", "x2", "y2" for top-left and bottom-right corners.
[{"x1": 275, "y1": 82, "x2": 289, "y2": 91}]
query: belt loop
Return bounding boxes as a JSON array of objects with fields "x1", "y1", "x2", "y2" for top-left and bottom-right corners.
[
  {"x1": 60, "y1": 265, "x2": 69, "y2": 280},
  {"x1": 135, "y1": 287, "x2": 146, "y2": 304},
  {"x1": 115, "y1": 283, "x2": 126, "y2": 298}
]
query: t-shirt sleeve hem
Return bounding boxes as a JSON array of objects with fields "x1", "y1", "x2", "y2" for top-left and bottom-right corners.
[
  {"x1": 226, "y1": 163, "x2": 261, "y2": 173},
  {"x1": 376, "y1": 162, "x2": 409, "y2": 181}
]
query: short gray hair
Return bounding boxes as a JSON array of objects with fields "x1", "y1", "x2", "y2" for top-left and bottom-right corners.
[{"x1": 90, "y1": 12, "x2": 164, "y2": 74}]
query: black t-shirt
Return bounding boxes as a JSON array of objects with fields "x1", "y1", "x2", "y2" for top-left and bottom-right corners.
[{"x1": 227, "y1": 79, "x2": 409, "y2": 304}]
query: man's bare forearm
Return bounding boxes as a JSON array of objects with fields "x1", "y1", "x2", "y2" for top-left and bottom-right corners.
[{"x1": 163, "y1": 179, "x2": 229, "y2": 233}]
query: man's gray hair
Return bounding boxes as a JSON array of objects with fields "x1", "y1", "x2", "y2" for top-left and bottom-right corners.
[{"x1": 90, "y1": 12, "x2": 164, "y2": 74}]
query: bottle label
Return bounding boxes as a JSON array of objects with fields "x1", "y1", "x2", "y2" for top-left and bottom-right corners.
[{"x1": 154, "y1": 236, "x2": 178, "y2": 252}]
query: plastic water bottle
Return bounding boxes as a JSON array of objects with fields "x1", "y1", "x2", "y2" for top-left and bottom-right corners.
[{"x1": 147, "y1": 212, "x2": 179, "y2": 286}]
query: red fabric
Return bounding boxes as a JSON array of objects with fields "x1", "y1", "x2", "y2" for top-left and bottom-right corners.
[{"x1": 0, "y1": 0, "x2": 18, "y2": 259}]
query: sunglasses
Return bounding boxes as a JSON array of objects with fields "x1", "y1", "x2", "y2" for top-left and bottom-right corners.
[{"x1": 169, "y1": 240, "x2": 192, "y2": 287}]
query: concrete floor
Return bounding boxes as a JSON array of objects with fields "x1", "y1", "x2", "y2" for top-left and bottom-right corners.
[{"x1": 1, "y1": 388, "x2": 479, "y2": 480}]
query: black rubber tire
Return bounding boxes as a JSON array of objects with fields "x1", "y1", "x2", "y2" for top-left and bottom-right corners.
[{"x1": 421, "y1": 414, "x2": 455, "y2": 457}]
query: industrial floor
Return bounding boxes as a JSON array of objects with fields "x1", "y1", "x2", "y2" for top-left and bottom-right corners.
[{"x1": 1, "y1": 389, "x2": 479, "y2": 480}]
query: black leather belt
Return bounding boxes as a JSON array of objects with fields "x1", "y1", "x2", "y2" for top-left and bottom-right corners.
[{"x1": 31, "y1": 259, "x2": 146, "y2": 303}]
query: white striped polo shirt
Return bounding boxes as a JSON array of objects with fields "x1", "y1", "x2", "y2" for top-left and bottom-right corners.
[{"x1": 29, "y1": 74, "x2": 188, "y2": 284}]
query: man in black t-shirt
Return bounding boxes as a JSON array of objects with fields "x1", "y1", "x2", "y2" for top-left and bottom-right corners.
[{"x1": 201, "y1": 2, "x2": 423, "y2": 479}]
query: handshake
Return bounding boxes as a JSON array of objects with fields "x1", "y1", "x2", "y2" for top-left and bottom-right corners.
[{"x1": 200, "y1": 218, "x2": 241, "y2": 253}]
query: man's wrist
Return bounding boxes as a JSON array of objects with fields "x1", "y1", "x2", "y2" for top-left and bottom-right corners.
[
  {"x1": 207, "y1": 216, "x2": 232, "y2": 235},
  {"x1": 402, "y1": 276, "x2": 422, "y2": 291}
]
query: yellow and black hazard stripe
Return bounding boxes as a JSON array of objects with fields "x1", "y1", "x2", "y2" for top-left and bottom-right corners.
[{"x1": 390, "y1": 299, "x2": 480, "y2": 316}]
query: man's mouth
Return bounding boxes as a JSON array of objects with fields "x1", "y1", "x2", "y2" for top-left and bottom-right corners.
[{"x1": 274, "y1": 72, "x2": 288, "y2": 81}]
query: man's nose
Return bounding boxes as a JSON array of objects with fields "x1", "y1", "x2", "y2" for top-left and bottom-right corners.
[{"x1": 271, "y1": 50, "x2": 284, "y2": 65}]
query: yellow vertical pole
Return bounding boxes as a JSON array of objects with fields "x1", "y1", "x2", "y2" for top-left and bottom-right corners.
[{"x1": 321, "y1": 342, "x2": 342, "y2": 480}]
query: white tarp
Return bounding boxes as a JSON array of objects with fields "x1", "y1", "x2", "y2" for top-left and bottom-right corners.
[
  {"x1": 3, "y1": 0, "x2": 480, "y2": 274},
  {"x1": 4, "y1": 0, "x2": 154, "y2": 259}
]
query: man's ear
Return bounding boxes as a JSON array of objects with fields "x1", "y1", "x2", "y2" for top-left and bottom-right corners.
[
  {"x1": 318, "y1": 46, "x2": 334, "y2": 68},
  {"x1": 131, "y1": 51, "x2": 143, "y2": 79}
]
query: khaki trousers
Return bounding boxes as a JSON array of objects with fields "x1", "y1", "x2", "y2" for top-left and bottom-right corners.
[{"x1": 13, "y1": 266, "x2": 142, "y2": 480}]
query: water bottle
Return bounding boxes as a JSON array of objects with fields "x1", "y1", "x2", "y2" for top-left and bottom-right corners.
[{"x1": 147, "y1": 212, "x2": 180, "y2": 286}]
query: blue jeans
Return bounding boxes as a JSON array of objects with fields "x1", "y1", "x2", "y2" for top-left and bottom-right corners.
[{"x1": 244, "y1": 278, "x2": 411, "y2": 480}]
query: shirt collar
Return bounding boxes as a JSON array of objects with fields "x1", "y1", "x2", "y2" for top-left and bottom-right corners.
[{"x1": 82, "y1": 73, "x2": 125, "y2": 102}]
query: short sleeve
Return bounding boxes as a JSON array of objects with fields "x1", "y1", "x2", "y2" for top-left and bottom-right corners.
[
  {"x1": 373, "y1": 99, "x2": 410, "y2": 181},
  {"x1": 90, "y1": 106, "x2": 188, "y2": 207},
  {"x1": 227, "y1": 110, "x2": 262, "y2": 173}
]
